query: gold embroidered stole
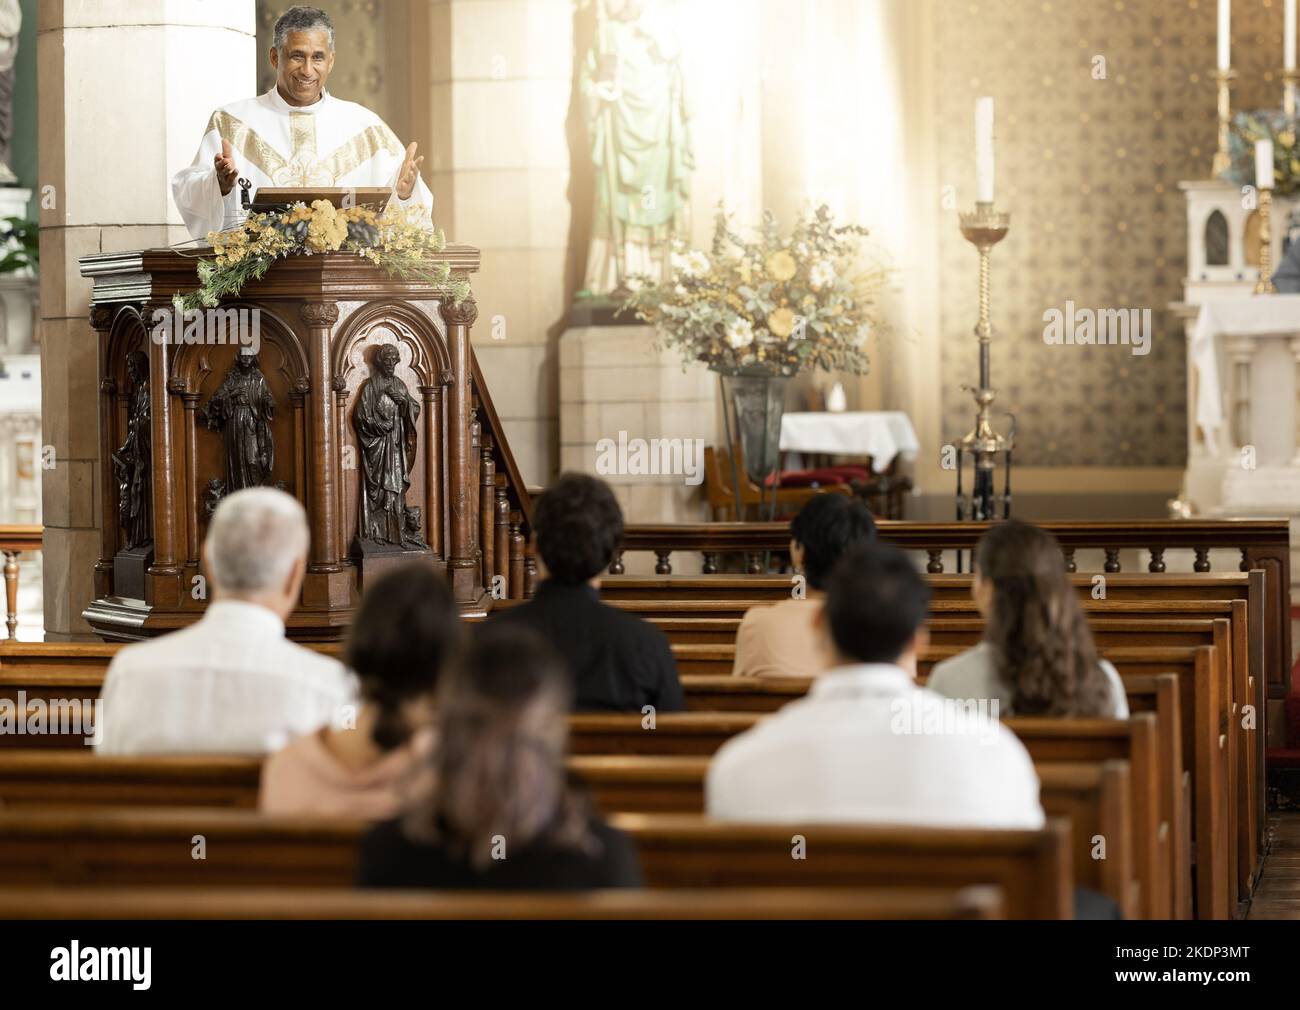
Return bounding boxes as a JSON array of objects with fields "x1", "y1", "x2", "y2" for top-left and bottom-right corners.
[{"x1": 205, "y1": 109, "x2": 403, "y2": 187}]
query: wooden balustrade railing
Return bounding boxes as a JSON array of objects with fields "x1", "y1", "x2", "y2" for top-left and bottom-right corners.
[
  {"x1": 469, "y1": 352, "x2": 534, "y2": 601},
  {"x1": 612, "y1": 518, "x2": 1293, "y2": 697},
  {"x1": 0, "y1": 524, "x2": 41, "y2": 640}
]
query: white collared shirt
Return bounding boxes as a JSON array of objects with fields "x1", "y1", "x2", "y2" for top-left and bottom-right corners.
[
  {"x1": 96, "y1": 600, "x2": 356, "y2": 755},
  {"x1": 171, "y1": 88, "x2": 434, "y2": 240},
  {"x1": 706, "y1": 663, "x2": 1045, "y2": 829}
]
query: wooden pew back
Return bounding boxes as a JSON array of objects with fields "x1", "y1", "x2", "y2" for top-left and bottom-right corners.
[
  {"x1": 0, "y1": 807, "x2": 1073, "y2": 918},
  {"x1": 0, "y1": 884, "x2": 1007, "y2": 920}
]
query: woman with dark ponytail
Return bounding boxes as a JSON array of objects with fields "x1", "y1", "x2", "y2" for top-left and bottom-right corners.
[
  {"x1": 356, "y1": 622, "x2": 642, "y2": 889},
  {"x1": 259, "y1": 563, "x2": 460, "y2": 817},
  {"x1": 928, "y1": 520, "x2": 1128, "y2": 718}
]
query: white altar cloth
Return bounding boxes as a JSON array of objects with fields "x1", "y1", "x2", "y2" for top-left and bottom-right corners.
[
  {"x1": 1192, "y1": 295, "x2": 1300, "y2": 454},
  {"x1": 779, "y1": 411, "x2": 920, "y2": 473}
]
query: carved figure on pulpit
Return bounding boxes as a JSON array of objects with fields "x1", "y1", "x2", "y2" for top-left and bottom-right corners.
[
  {"x1": 354, "y1": 344, "x2": 427, "y2": 549},
  {"x1": 111, "y1": 351, "x2": 152, "y2": 550},
  {"x1": 202, "y1": 353, "x2": 276, "y2": 494}
]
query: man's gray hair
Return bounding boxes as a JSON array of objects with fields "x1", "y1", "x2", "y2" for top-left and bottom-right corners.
[
  {"x1": 273, "y1": 5, "x2": 335, "y2": 51},
  {"x1": 204, "y1": 487, "x2": 309, "y2": 593}
]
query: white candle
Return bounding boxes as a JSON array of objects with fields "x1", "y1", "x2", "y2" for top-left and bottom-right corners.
[
  {"x1": 1287, "y1": 0, "x2": 1296, "y2": 72},
  {"x1": 975, "y1": 96, "x2": 995, "y2": 204},
  {"x1": 1256, "y1": 138, "x2": 1275, "y2": 190},
  {"x1": 1218, "y1": 0, "x2": 1231, "y2": 71}
]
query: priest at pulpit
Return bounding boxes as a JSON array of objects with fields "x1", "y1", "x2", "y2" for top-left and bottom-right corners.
[{"x1": 171, "y1": 5, "x2": 432, "y2": 240}]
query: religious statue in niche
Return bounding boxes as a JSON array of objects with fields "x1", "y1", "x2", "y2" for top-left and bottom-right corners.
[
  {"x1": 0, "y1": 0, "x2": 21, "y2": 185},
  {"x1": 201, "y1": 353, "x2": 276, "y2": 496},
  {"x1": 577, "y1": 0, "x2": 694, "y2": 298},
  {"x1": 354, "y1": 344, "x2": 427, "y2": 550},
  {"x1": 111, "y1": 350, "x2": 152, "y2": 550}
]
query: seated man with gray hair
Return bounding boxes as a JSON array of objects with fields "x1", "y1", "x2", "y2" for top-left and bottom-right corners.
[{"x1": 97, "y1": 488, "x2": 354, "y2": 755}]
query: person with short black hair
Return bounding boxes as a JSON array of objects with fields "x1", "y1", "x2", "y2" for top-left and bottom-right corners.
[
  {"x1": 356, "y1": 622, "x2": 643, "y2": 890},
  {"x1": 492, "y1": 473, "x2": 684, "y2": 712},
  {"x1": 708, "y1": 542, "x2": 1044, "y2": 829},
  {"x1": 260, "y1": 563, "x2": 460, "y2": 817},
  {"x1": 731, "y1": 492, "x2": 876, "y2": 678}
]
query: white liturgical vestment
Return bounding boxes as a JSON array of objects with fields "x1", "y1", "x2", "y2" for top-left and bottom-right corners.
[{"x1": 171, "y1": 87, "x2": 433, "y2": 241}]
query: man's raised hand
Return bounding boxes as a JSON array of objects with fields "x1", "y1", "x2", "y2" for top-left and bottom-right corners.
[
  {"x1": 214, "y1": 138, "x2": 239, "y2": 196},
  {"x1": 395, "y1": 141, "x2": 425, "y2": 201}
]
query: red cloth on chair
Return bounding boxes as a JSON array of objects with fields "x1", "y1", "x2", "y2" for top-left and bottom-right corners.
[{"x1": 763, "y1": 465, "x2": 870, "y2": 489}]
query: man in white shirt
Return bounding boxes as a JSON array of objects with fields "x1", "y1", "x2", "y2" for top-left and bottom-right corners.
[
  {"x1": 96, "y1": 488, "x2": 354, "y2": 755},
  {"x1": 707, "y1": 543, "x2": 1044, "y2": 829},
  {"x1": 171, "y1": 6, "x2": 433, "y2": 240}
]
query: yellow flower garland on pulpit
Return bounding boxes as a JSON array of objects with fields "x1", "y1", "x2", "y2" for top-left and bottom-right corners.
[{"x1": 175, "y1": 201, "x2": 470, "y2": 314}]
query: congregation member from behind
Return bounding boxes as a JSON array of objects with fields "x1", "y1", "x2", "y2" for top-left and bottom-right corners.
[
  {"x1": 97, "y1": 488, "x2": 353, "y2": 755},
  {"x1": 927, "y1": 519, "x2": 1129, "y2": 718},
  {"x1": 732, "y1": 492, "x2": 876, "y2": 678},
  {"x1": 260, "y1": 563, "x2": 460, "y2": 817},
  {"x1": 707, "y1": 542, "x2": 1044, "y2": 829},
  {"x1": 492, "y1": 472, "x2": 684, "y2": 712},
  {"x1": 356, "y1": 623, "x2": 643, "y2": 890}
]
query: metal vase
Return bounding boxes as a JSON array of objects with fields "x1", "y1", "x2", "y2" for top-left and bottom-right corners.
[{"x1": 717, "y1": 368, "x2": 790, "y2": 521}]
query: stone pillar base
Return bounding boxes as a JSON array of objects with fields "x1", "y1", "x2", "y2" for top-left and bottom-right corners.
[{"x1": 559, "y1": 323, "x2": 718, "y2": 575}]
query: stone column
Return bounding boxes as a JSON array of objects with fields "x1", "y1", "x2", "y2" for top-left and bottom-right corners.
[
  {"x1": 414, "y1": 0, "x2": 573, "y2": 487},
  {"x1": 37, "y1": 1, "x2": 256, "y2": 638}
]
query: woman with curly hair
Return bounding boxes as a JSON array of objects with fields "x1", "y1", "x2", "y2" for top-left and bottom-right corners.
[{"x1": 927, "y1": 520, "x2": 1128, "y2": 718}]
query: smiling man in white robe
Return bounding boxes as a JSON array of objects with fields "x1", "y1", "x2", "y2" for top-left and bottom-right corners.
[{"x1": 171, "y1": 5, "x2": 432, "y2": 241}]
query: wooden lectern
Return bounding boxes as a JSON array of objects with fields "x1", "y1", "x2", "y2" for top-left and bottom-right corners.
[{"x1": 79, "y1": 247, "x2": 534, "y2": 642}]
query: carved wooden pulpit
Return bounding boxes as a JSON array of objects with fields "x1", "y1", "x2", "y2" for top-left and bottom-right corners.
[{"x1": 79, "y1": 247, "x2": 534, "y2": 641}]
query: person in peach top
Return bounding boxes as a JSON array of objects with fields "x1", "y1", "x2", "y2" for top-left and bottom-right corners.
[
  {"x1": 731, "y1": 493, "x2": 876, "y2": 679},
  {"x1": 259, "y1": 563, "x2": 460, "y2": 818}
]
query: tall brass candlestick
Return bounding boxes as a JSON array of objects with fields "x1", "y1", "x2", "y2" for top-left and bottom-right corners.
[
  {"x1": 957, "y1": 201, "x2": 1013, "y2": 522},
  {"x1": 1255, "y1": 188, "x2": 1278, "y2": 294},
  {"x1": 1286, "y1": 68, "x2": 1298, "y2": 119},
  {"x1": 1212, "y1": 68, "x2": 1238, "y2": 178}
]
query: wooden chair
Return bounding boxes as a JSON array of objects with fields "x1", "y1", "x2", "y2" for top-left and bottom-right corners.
[{"x1": 703, "y1": 445, "x2": 851, "y2": 522}]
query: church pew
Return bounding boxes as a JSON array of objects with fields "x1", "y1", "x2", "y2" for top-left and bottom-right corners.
[
  {"x1": 0, "y1": 751, "x2": 263, "y2": 808},
  {"x1": 0, "y1": 807, "x2": 1073, "y2": 918},
  {"x1": 1035, "y1": 761, "x2": 1135, "y2": 920},
  {"x1": 1113, "y1": 674, "x2": 1189, "y2": 919},
  {"x1": 925, "y1": 613, "x2": 1251, "y2": 900},
  {"x1": 573, "y1": 754, "x2": 1133, "y2": 919},
  {"x1": 1099, "y1": 648, "x2": 1229, "y2": 920},
  {"x1": 608, "y1": 567, "x2": 1268, "y2": 875},
  {"x1": 922, "y1": 646, "x2": 1223, "y2": 919},
  {"x1": 0, "y1": 748, "x2": 1131, "y2": 921},
  {"x1": 0, "y1": 647, "x2": 1229, "y2": 916},
  {"x1": 671, "y1": 612, "x2": 1249, "y2": 906},
  {"x1": 0, "y1": 884, "x2": 1007, "y2": 920},
  {"x1": 567, "y1": 712, "x2": 759, "y2": 756},
  {"x1": 1005, "y1": 718, "x2": 1156, "y2": 921},
  {"x1": 0, "y1": 748, "x2": 1140, "y2": 918}
]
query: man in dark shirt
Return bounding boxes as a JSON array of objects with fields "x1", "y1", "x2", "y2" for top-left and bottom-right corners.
[{"x1": 493, "y1": 473, "x2": 685, "y2": 712}]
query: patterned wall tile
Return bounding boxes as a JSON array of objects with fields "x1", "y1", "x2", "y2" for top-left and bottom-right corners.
[{"x1": 936, "y1": 0, "x2": 1286, "y2": 466}]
